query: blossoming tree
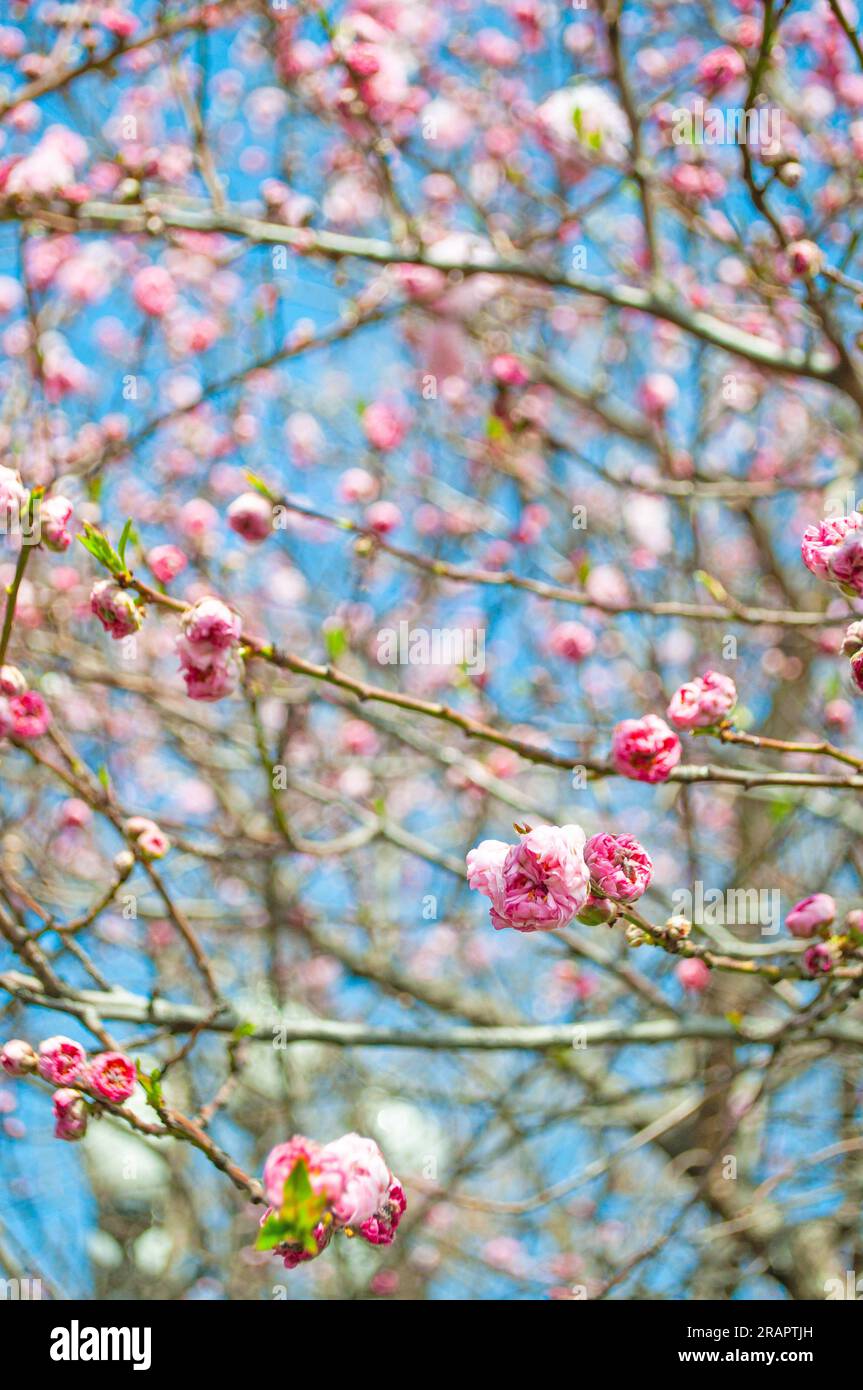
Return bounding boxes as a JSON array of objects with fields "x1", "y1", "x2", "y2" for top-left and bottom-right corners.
[{"x1": 1, "y1": 0, "x2": 863, "y2": 1301}]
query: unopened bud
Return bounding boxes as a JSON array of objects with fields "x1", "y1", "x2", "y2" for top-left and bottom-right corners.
[{"x1": 665, "y1": 913, "x2": 692, "y2": 940}]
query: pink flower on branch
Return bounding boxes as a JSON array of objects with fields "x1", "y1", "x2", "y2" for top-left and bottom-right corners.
[
  {"x1": 583, "y1": 832, "x2": 653, "y2": 904},
  {"x1": 611, "y1": 716, "x2": 682, "y2": 783},
  {"x1": 467, "y1": 825, "x2": 590, "y2": 932},
  {"x1": 667, "y1": 671, "x2": 737, "y2": 731}
]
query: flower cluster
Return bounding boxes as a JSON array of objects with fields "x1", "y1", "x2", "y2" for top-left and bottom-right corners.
[
  {"x1": 667, "y1": 671, "x2": 737, "y2": 731},
  {"x1": 467, "y1": 824, "x2": 590, "y2": 932},
  {"x1": 801, "y1": 512, "x2": 863, "y2": 597},
  {"x1": 91, "y1": 578, "x2": 143, "y2": 639},
  {"x1": 124, "y1": 815, "x2": 170, "y2": 859},
  {"x1": 260, "y1": 1132, "x2": 405, "y2": 1268},
  {"x1": 176, "y1": 596, "x2": 243, "y2": 702},
  {"x1": 0, "y1": 1035, "x2": 137, "y2": 1141},
  {"x1": 467, "y1": 823, "x2": 655, "y2": 932},
  {"x1": 783, "y1": 893, "x2": 861, "y2": 977}
]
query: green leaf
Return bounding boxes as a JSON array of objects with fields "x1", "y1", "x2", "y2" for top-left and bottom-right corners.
[
  {"x1": 255, "y1": 1159, "x2": 328, "y2": 1255},
  {"x1": 136, "y1": 1062, "x2": 163, "y2": 1109},
  {"x1": 76, "y1": 522, "x2": 127, "y2": 576},
  {"x1": 244, "y1": 470, "x2": 278, "y2": 503},
  {"x1": 485, "y1": 414, "x2": 508, "y2": 441},
  {"x1": 117, "y1": 517, "x2": 136, "y2": 565},
  {"x1": 323, "y1": 623, "x2": 347, "y2": 662}
]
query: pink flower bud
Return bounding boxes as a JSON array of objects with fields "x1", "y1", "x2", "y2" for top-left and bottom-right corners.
[
  {"x1": 227, "y1": 492, "x2": 273, "y2": 543},
  {"x1": 583, "y1": 832, "x2": 654, "y2": 904},
  {"x1": 667, "y1": 671, "x2": 737, "y2": 730},
  {"x1": 338, "y1": 467, "x2": 379, "y2": 503},
  {"x1": 87, "y1": 1051, "x2": 137, "y2": 1103},
  {"x1": 786, "y1": 893, "x2": 835, "y2": 938},
  {"x1": 843, "y1": 620, "x2": 863, "y2": 657},
  {"x1": 0, "y1": 665, "x2": 27, "y2": 695},
  {"x1": 37, "y1": 1035, "x2": 87, "y2": 1086},
  {"x1": 124, "y1": 816, "x2": 170, "y2": 859},
  {"x1": 90, "y1": 579, "x2": 143, "y2": 639},
  {"x1": 676, "y1": 957, "x2": 711, "y2": 992},
  {"x1": 611, "y1": 715, "x2": 682, "y2": 783},
  {"x1": 39, "y1": 495, "x2": 73, "y2": 551},
  {"x1": 490, "y1": 353, "x2": 530, "y2": 386},
  {"x1": 361, "y1": 401, "x2": 408, "y2": 452},
  {"x1": 548, "y1": 621, "x2": 596, "y2": 662},
  {"x1": 0, "y1": 1038, "x2": 38, "y2": 1076},
  {"x1": 786, "y1": 239, "x2": 823, "y2": 277},
  {"x1": 697, "y1": 45, "x2": 746, "y2": 93},
  {"x1": 132, "y1": 264, "x2": 177, "y2": 316},
  {"x1": 148, "y1": 544, "x2": 187, "y2": 584},
  {"x1": 53, "y1": 1088, "x2": 88, "y2": 1141},
  {"x1": 7, "y1": 690, "x2": 50, "y2": 738},
  {"x1": 575, "y1": 893, "x2": 616, "y2": 925},
  {"x1": 803, "y1": 942, "x2": 835, "y2": 976},
  {"x1": 365, "y1": 500, "x2": 402, "y2": 535}
]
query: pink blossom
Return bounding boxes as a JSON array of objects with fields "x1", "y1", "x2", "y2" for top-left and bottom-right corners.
[
  {"x1": 0, "y1": 463, "x2": 28, "y2": 522},
  {"x1": 365, "y1": 500, "x2": 402, "y2": 534},
  {"x1": 639, "y1": 372, "x2": 678, "y2": 418},
  {"x1": 132, "y1": 265, "x2": 177, "y2": 317},
  {"x1": 611, "y1": 716, "x2": 682, "y2": 783},
  {"x1": 263, "y1": 1134, "x2": 347, "y2": 1211},
  {"x1": 491, "y1": 353, "x2": 530, "y2": 386},
  {"x1": 803, "y1": 942, "x2": 835, "y2": 976},
  {"x1": 148, "y1": 544, "x2": 187, "y2": 584},
  {"x1": 181, "y1": 596, "x2": 242, "y2": 648},
  {"x1": 548, "y1": 621, "x2": 596, "y2": 662},
  {"x1": 697, "y1": 46, "x2": 746, "y2": 93},
  {"x1": 52, "y1": 1088, "x2": 88, "y2": 1142},
  {"x1": 323, "y1": 1132, "x2": 393, "y2": 1226},
  {"x1": 338, "y1": 467, "x2": 379, "y2": 503},
  {"x1": 37, "y1": 1035, "x2": 87, "y2": 1086},
  {"x1": 359, "y1": 1180, "x2": 407, "y2": 1246},
  {"x1": 802, "y1": 513, "x2": 863, "y2": 580},
  {"x1": 676, "y1": 958, "x2": 711, "y2": 992},
  {"x1": 87, "y1": 1051, "x2": 137, "y2": 1103},
  {"x1": 124, "y1": 815, "x2": 170, "y2": 859},
  {"x1": 278, "y1": 1221, "x2": 333, "y2": 1268},
  {"x1": 826, "y1": 532, "x2": 863, "y2": 596},
  {"x1": 466, "y1": 839, "x2": 509, "y2": 900},
  {"x1": 90, "y1": 579, "x2": 143, "y2": 639},
  {"x1": 0, "y1": 1039, "x2": 38, "y2": 1077},
  {"x1": 177, "y1": 637, "x2": 242, "y2": 702},
  {"x1": 8, "y1": 691, "x2": 51, "y2": 739},
  {"x1": 227, "y1": 492, "x2": 273, "y2": 543},
  {"x1": 39, "y1": 495, "x2": 73, "y2": 551},
  {"x1": 667, "y1": 671, "x2": 737, "y2": 730},
  {"x1": 469, "y1": 824, "x2": 590, "y2": 933},
  {"x1": 362, "y1": 401, "x2": 408, "y2": 451},
  {"x1": 786, "y1": 239, "x2": 823, "y2": 277},
  {"x1": 178, "y1": 498, "x2": 219, "y2": 539},
  {"x1": 786, "y1": 893, "x2": 835, "y2": 938},
  {"x1": 583, "y1": 832, "x2": 653, "y2": 904}
]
